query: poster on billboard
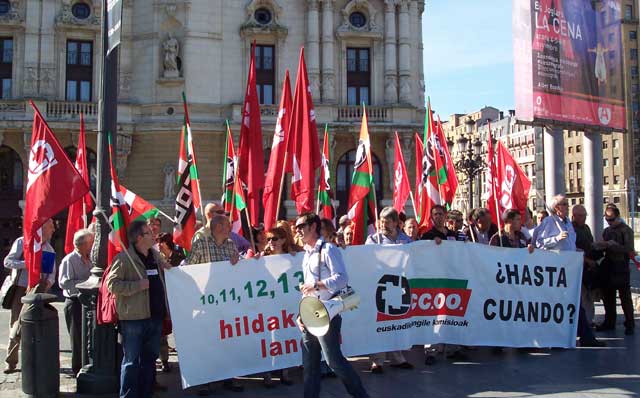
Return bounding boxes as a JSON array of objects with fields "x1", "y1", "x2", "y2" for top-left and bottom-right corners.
[{"x1": 513, "y1": 0, "x2": 626, "y2": 131}]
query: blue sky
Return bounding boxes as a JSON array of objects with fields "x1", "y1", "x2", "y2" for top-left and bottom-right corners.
[{"x1": 422, "y1": 0, "x2": 514, "y2": 118}]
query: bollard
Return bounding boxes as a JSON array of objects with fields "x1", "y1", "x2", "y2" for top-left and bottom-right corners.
[{"x1": 20, "y1": 293, "x2": 59, "y2": 398}]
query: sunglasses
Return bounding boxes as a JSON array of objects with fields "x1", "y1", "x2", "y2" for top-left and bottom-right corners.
[
  {"x1": 267, "y1": 236, "x2": 281, "y2": 242},
  {"x1": 605, "y1": 217, "x2": 616, "y2": 223},
  {"x1": 295, "y1": 222, "x2": 309, "y2": 231}
]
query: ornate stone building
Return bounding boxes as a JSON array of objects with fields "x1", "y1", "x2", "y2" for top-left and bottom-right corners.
[{"x1": 0, "y1": 0, "x2": 426, "y2": 248}]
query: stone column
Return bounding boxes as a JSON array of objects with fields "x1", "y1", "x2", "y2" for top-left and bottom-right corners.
[
  {"x1": 383, "y1": 0, "x2": 397, "y2": 104},
  {"x1": 412, "y1": 1, "x2": 425, "y2": 107},
  {"x1": 321, "y1": 0, "x2": 336, "y2": 103},
  {"x1": 397, "y1": 0, "x2": 411, "y2": 103},
  {"x1": 583, "y1": 131, "x2": 604, "y2": 239},
  {"x1": 543, "y1": 127, "x2": 566, "y2": 207},
  {"x1": 306, "y1": 0, "x2": 321, "y2": 99}
]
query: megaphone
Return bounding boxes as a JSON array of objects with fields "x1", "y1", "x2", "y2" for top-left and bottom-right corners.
[{"x1": 299, "y1": 287, "x2": 360, "y2": 336}]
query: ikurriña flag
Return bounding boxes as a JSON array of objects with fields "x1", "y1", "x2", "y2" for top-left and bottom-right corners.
[
  {"x1": 107, "y1": 133, "x2": 128, "y2": 265},
  {"x1": 317, "y1": 125, "x2": 335, "y2": 223},
  {"x1": 347, "y1": 106, "x2": 376, "y2": 246},
  {"x1": 64, "y1": 113, "x2": 94, "y2": 254},
  {"x1": 223, "y1": 122, "x2": 246, "y2": 235},
  {"x1": 288, "y1": 47, "x2": 321, "y2": 215},
  {"x1": 238, "y1": 42, "x2": 264, "y2": 227},
  {"x1": 263, "y1": 69, "x2": 292, "y2": 231},
  {"x1": 173, "y1": 96, "x2": 201, "y2": 252},
  {"x1": 24, "y1": 101, "x2": 90, "y2": 287}
]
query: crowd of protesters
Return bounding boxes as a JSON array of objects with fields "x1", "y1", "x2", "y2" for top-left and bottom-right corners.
[{"x1": 1, "y1": 196, "x2": 637, "y2": 397}]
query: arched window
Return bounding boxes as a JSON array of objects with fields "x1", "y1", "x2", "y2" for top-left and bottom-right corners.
[
  {"x1": 0, "y1": 145, "x2": 24, "y2": 255},
  {"x1": 64, "y1": 146, "x2": 97, "y2": 192},
  {"x1": 335, "y1": 149, "x2": 382, "y2": 216}
]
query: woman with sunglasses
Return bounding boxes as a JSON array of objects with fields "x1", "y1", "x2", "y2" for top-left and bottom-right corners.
[{"x1": 259, "y1": 226, "x2": 295, "y2": 386}]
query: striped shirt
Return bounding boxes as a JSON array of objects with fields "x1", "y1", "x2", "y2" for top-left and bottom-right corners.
[{"x1": 186, "y1": 236, "x2": 239, "y2": 265}]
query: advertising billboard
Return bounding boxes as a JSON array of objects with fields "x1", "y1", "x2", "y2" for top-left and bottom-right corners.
[{"x1": 513, "y1": 0, "x2": 626, "y2": 131}]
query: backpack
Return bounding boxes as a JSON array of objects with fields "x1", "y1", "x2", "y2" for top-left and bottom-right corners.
[{"x1": 97, "y1": 260, "x2": 118, "y2": 325}]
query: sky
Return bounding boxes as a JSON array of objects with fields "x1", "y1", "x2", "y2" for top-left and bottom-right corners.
[{"x1": 422, "y1": 0, "x2": 514, "y2": 118}]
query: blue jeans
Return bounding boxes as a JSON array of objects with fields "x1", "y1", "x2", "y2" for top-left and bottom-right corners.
[
  {"x1": 119, "y1": 318, "x2": 163, "y2": 398},
  {"x1": 302, "y1": 315, "x2": 369, "y2": 398}
]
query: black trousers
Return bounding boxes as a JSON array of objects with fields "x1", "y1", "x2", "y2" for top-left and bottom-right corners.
[
  {"x1": 63, "y1": 297, "x2": 82, "y2": 374},
  {"x1": 601, "y1": 285, "x2": 635, "y2": 330}
]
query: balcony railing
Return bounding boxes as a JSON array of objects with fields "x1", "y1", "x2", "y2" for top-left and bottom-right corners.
[
  {"x1": 336, "y1": 105, "x2": 389, "y2": 122},
  {"x1": 45, "y1": 101, "x2": 98, "y2": 119}
]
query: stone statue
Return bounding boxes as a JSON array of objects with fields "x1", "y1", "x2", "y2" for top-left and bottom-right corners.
[
  {"x1": 163, "y1": 163, "x2": 176, "y2": 200},
  {"x1": 163, "y1": 34, "x2": 180, "y2": 78}
]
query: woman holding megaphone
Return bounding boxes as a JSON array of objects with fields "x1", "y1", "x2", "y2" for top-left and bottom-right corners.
[{"x1": 294, "y1": 213, "x2": 369, "y2": 398}]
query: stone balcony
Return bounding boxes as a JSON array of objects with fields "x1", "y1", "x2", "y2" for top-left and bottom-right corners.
[
  {"x1": 232, "y1": 103, "x2": 423, "y2": 127},
  {"x1": 0, "y1": 99, "x2": 98, "y2": 122}
]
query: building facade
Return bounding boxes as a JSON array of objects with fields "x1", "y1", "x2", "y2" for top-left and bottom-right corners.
[{"x1": 0, "y1": 0, "x2": 427, "y2": 249}]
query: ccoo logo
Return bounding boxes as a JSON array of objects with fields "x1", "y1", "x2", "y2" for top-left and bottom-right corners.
[{"x1": 375, "y1": 275, "x2": 472, "y2": 321}]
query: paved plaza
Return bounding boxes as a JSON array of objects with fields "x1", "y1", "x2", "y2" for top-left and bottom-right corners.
[{"x1": 0, "y1": 294, "x2": 637, "y2": 397}]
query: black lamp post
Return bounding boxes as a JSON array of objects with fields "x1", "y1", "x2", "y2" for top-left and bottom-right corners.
[
  {"x1": 453, "y1": 117, "x2": 485, "y2": 210},
  {"x1": 75, "y1": 0, "x2": 120, "y2": 393}
]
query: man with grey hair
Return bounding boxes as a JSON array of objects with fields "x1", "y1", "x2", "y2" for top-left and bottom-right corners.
[
  {"x1": 365, "y1": 207, "x2": 413, "y2": 373},
  {"x1": 192, "y1": 202, "x2": 250, "y2": 253},
  {"x1": 59, "y1": 228, "x2": 94, "y2": 376},
  {"x1": 534, "y1": 194, "x2": 576, "y2": 251},
  {"x1": 571, "y1": 204, "x2": 597, "y2": 324}
]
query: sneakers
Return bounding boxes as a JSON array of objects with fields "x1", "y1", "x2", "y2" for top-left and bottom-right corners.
[{"x1": 3, "y1": 364, "x2": 16, "y2": 374}]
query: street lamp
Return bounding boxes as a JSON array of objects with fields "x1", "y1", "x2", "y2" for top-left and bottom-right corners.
[{"x1": 454, "y1": 117, "x2": 485, "y2": 209}]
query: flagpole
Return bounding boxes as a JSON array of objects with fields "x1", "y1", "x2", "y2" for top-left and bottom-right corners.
[
  {"x1": 244, "y1": 208, "x2": 257, "y2": 253},
  {"x1": 408, "y1": 190, "x2": 418, "y2": 220},
  {"x1": 489, "y1": 131, "x2": 503, "y2": 247}
]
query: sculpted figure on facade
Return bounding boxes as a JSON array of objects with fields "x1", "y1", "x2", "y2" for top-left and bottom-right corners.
[
  {"x1": 163, "y1": 34, "x2": 180, "y2": 78},
  {"x1": 163, "y1": 163, "x2": 176, "y2": 200}
]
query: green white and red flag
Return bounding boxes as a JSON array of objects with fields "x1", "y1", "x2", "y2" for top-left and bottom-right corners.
[
  {"x1": 64, "y1": 113, "x2": 94, "y2": 254},
  {"x1": 317, "y1": 125, "x2": 335, "y2": 223},
  {"x1": 118, "y1": 185, "x2": 159, "y2": 223},
  {"x1": 287, "y1": 47, "x2": 321, "y2": 214},
  {"x1": 435, "y1": 114, "x2": 458, "y2": 207},
  {"x1": 347, "y1": 107, "x2": 376, "y2": 245},
  {"x1": 173, "y1": 95, "x2": 201, "y2": 252},
  {"x1": 263, "y1": 69, "x2": 292, "y2": 231},
  {"x1": 238, "y1": 42, "x2": 264, "y2": 226},
  {"x1": 107, "y1": 133, "x2": 128, "y2": 265},
  {"x1": 223, "y1": 122, "x2": 246, "y2": 235}
]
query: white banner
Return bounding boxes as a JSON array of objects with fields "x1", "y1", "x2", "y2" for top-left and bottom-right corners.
[{"x1": 165, "y1": 240, "x2": 582, "y2": 388}]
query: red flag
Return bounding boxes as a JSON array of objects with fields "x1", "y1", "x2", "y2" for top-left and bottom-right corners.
[
  {"x1": 288, "y1": 47, "x2": 321, "y2": 214},
  {"x1": 24, "y1": 101, "x2": 89, "y2": 287},
  {"x1": 64, "y1": 113, "x2": 94, "y2": 254},
  {"x1": 317, "y1": 125, "x2": 335, "y2": 222},
  {"x1": 490, "y1": 140, "x2": 532, "y2": 223},
  {"x1": 263, "y1": 70, "x2": 292, "y2": 230},
  {"x1": 392, "y1": 132, "x2": 411, "y2": 213},
  {"x1": 238, "y1": 42, "x2": 264, "y2": 226}
]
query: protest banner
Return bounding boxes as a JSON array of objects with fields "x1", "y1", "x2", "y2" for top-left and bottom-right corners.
[{"x1": 165, "y1": 240, "x2": 582, "y2": 388}]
